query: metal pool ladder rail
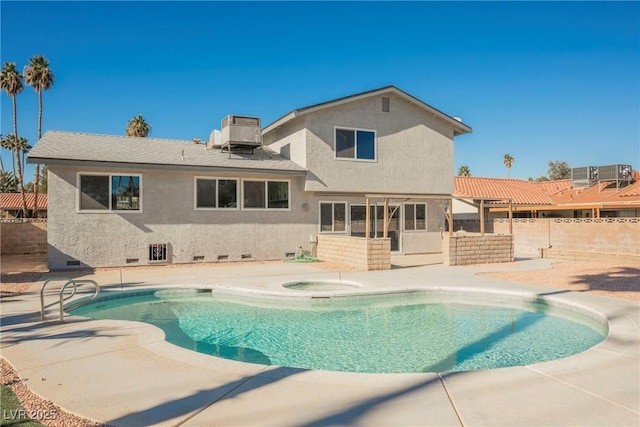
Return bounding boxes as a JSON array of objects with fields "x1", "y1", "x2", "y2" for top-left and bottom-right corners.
[{"x1": 40, "y1": 278, "x2": 100, "y2": 322}]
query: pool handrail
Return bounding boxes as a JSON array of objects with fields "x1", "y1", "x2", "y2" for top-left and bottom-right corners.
[
  {"x1": 40, "y1": 277, "x2": 75, "y2": 320},
  {"x1": 59, "y1": 279, "x2": 100, "y2": 322},
  {"x1": 40, "y1": 277, "x2": 100, "y2": 322}
]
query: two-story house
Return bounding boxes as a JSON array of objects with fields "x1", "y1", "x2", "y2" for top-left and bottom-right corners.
[{"x1": 27, "y1": 85, "x2": 471, "y2": 270}]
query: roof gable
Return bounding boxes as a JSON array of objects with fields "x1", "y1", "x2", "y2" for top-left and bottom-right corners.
[{"x1": 263, "y1": 85, "x2": 472, "y2": 136}]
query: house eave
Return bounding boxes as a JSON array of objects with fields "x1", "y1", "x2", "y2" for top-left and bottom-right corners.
[{"x1": 27, "y1": 157, "x2": 308, "y2": 177}]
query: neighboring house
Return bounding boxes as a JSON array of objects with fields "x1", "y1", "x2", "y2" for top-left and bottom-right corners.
[
  {"x1": 454, "y1": 171, "x2": 640, "y2": 221},
  {"x1": 0, "y1": 193, "x2": 48, "y2": 219},
  {"x1": 27, "y1": 85, "x2": 471, "y2": 269}
]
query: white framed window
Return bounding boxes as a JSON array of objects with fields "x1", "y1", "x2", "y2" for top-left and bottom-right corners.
[
  {"x1": 404, "y1": 203, "x2": 427, "y2": 231},
  {"x1": 242, "y1": 179, "x2": 290, "y2": 210},
  {"x1": 194, "y1": 177, "x2": 238, "y2": 209},
  {"x1": 334, "y1": 127, "x2": 376, "y2": 161},
  {"x1": 77, "y1": 173, "x2": 142, "y2": 212},
  {"x1": 319, "y1": 202, "x2": 347, "y2": 233}
]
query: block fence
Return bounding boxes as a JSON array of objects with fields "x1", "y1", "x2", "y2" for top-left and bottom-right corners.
[
  {"x1": 316, "y1": 235, "x2": 391, "y2": 270},
  {"x1": 443, "y1": 233, "x2": 514, "y2": 266},
  {"x1": 1, "y1": 220, "x2": 48, "y2": 255}
]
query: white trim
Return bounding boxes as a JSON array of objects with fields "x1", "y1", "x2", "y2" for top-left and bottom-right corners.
[
  {"x1": 241, "y1": 178, "x2": 291, "y2": 211},
  {"x1": 193, "y1": 176, "x2": 240, "y2": 210},
  {"x1": 318, "y1": 201, "x2": 348, "y2": 234},
  {"x1": 333, "y1": 126, "x2": 377, "y2": 162},
  {"x1": 76, "y1": 172, "x2": 143, "y2": 214}
]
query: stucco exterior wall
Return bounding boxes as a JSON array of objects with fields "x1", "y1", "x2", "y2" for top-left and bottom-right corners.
[
  {"x1": 305, "y1": 94, "x2": 454, "y2": 194},
  {"x1": 267, "y1": 93, "x2": 455, "y2": 195},
  {"x1": 47, "y1": 165, "x2": 318, "y2": 269},
  {"x1": 263, "y1": 120, "x2": 308, "y2": 169}
]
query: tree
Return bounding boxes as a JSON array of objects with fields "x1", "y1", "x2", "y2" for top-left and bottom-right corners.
[
  {"x1": 5, "y1": 135, "x2": 30, "y2": 181},
  {"x1": 503, "y1": 153, "x2": 515, "y2": 178},
  {"x1": 0, "y1": 62, "x2": 28, "y2": 217},
  {"x1": 0, "y1": 170, "x2": 18, "y2": 193},
  {"x1": 547, "y1": 160, "x2": 571, "y2": 180},
  {"x1": 126, "y1": 115, "x2": 151, "y2": 137},
  {"x1": 457, "y1": 165, "x2": 471, "y2": 176},
  {"x1": 24, "y1": 55, "x2": 54, "y2": 218},
  {"x1": 0, "y1": 134, "x2": 12, "y2": 172}
]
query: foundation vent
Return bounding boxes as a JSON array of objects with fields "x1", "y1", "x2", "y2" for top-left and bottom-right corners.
[
  {"x1": 217, "y1": 255, "x2": 229, "y2": 261},
  {"x1": 149, "y1": 244, "x2": 167, "y2": 262},
  {"x1": 193, "y1": 255, "x2": 205, "y2": 262},
  {"x1": 66, "y1": 260, "x2": 80, "y2": 266}
]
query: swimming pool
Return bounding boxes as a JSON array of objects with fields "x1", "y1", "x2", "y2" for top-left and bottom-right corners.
[{"x1": 69, "y1": 288, "x2": 606, "y2": 373}]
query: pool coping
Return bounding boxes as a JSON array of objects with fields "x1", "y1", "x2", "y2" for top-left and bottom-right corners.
[{"x1": 1, "y1": 257, "x2": 638, "y2": 426}]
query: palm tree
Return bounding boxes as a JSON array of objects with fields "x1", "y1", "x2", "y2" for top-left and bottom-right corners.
[
  {"x1": 503, "y1": 153, "x2": 515, "y2": 178},
  {"x1": 457, "y1": 165, "x2": 471, "y2": 177},
  {"x1": 1, "y1": 62, "x2": 28, "y2": 217},
  {"x1": 24, "y1": 55, "x2": 54, "y2": 218},
  {"x1": 0, "y1": 134, "x2": 11, "y2": 172},
  {"x1": 5, "y1": 135, "x2": 30, "y2": 180},
  {"x1": 126, "y1": 115, "x2": 151, "y2": 137},
  {"x1": 0, "y1": 170, "x2": 18, "y2": 193}
]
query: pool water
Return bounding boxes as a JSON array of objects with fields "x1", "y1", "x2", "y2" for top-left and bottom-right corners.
[{"x1": 69, "y1": 289, "x2": 606, "y2": 373}]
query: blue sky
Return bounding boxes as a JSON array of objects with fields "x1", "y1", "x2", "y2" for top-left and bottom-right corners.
[{"x1": 1, "y1": 1, "x2": 638, "y2": 182}]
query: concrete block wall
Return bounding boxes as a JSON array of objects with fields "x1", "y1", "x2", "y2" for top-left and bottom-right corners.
[
  {"x1": 317, "y1": 235, "x2": 391, "y2": 270},
  {"x1": 443, "y1": 233, "x2": 514, "y2": 266},
  {"x1": 1, "y1": 220, "x2": 48, "y2": 255},
  {"x1": 494, "y1": 218, "x2": 640, "y2": 258}
]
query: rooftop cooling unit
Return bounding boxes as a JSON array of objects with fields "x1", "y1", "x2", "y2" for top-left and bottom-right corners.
[
  {"x1": 598, "y1": 164, "x2": 632, "y2": 181},
  {"x1": 220, "y1": 115, "x2": 262, "y2": 153},
  {"x1": 571, "y1": 166, "x2": 598, "y2": 187}
]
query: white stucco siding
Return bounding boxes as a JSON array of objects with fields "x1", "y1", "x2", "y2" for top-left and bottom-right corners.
[
  {"x1": 263, "y1": 119, "x2": 307, "y2": 168},
  {"x1": 47, "y1": 165, "x2": 318, "y2": 269},
  {"x1": 303, "y1": 93, "x2": 456, "y2": 194}
]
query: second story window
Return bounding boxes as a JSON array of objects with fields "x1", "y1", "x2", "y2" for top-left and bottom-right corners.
[{"x1": 335, "y1": 127, "x2": 376, "y2": 161}]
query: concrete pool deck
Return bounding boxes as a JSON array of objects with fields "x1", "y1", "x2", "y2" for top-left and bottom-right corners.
[{"x1": 1, "y1": 256, "x2": 639, "y2": 426}]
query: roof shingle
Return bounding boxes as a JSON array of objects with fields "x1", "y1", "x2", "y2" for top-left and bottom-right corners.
[{"x1": 28, "y1": 131, "x2": 306, "y2": 174}]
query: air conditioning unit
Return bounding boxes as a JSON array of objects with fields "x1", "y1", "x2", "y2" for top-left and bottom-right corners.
[
  {"x1": 571, "y1": 166, "x2": 598, "y2": 187},
  {"x1": 598, "y1": 164, "x2": 632, "y2": 181},
  {"x1": 220, "y1": 115, "x2": 262, "y2": 152}
]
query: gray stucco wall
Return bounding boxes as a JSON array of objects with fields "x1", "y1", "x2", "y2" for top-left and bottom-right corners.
[
  {"x1": 268, "y1": 93, "x2": 456, "y2": 195},
  {"x1": 48, "y1": 164, "x2": 449, "y2": 269},
  {"x1": 47, "y1": 165, "x2": 318, "y2": 269}
]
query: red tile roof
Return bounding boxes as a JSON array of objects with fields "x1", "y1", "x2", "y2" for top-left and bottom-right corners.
[
  {"x1": 454, "y1": 177, "x2": 558, "y2": 205},
  {"x1": 0, "y1": 193, "x2": 48, "y2": 210},
  {"x1": 455, "y1": 176, "x2": 640, "y2": 208}
]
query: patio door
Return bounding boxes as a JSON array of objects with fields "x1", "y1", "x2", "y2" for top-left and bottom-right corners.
[{"x1": 350, "y1": 204, "x2": 401, "y2": 252}]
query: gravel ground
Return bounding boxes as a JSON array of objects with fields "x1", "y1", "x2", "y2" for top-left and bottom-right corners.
[
  {"x1": 1, "y1": 258, "x2": 638, "y2": 425},
  {"x1": 477, "y1": 260, "x2": 640, "y2": 302}
]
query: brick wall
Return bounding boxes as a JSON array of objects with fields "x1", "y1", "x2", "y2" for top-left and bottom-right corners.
[
  {"x1": 317, "y1": 235, "x2": 391, "y2": 270},
  {"x1": 443, "y1": 233, "x2": 514, "y2": 266},
  {"x1": 493, "y1": 218, "x2": 640, "y2": 258},
  {"x1": 1, "y1": 220, "x2": 48, "y2": 255}
]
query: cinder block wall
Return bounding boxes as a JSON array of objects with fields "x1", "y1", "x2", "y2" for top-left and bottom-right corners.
[
  {"x1": 494, "y1": 218, "x2": 640, "y2": 258},
  {"x1": 443, "y1": 233, "x2": 513, "y2": 266},
  {"x1": 1, "y1": 220, "x2": 48, "y2": 255},
  {"x1": 317, "y1": 235, "x2": 391, "y2": 270}
]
